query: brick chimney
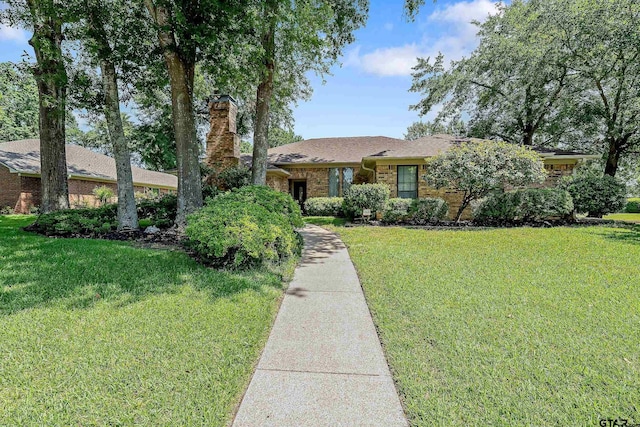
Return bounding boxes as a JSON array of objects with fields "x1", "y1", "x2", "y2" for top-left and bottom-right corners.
[{"x1": 206, "y1": 94, "x2": 240, "y2": 172}]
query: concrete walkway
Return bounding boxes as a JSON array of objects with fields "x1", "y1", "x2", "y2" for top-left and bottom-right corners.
[{"x1": 233, "y1": 225, "x2": 407, "y2": 427}]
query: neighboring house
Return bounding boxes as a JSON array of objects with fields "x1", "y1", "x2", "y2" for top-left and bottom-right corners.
[
  {"x1": 204, "y1": 97, "x2": 597, "y2": 219},
  {"x1": 0, "y1": 139, "x2": 178, "y2": 213}
]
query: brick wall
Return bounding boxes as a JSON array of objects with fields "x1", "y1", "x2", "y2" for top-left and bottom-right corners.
[
  {"x1": 282, "y1": 166, "x2": 361, "y2": 198},
  {"x1": 0, "y1": 165, "x2": 21, "y2": 211},
  {"x1": 206, "y1": 99, "x2": 240, "y2": 173},
  {"x1": 266, "y1": 174, "x2": 289, "y2": 193}
]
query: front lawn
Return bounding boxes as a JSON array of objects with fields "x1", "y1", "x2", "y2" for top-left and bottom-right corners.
[
  {"x1": 335, "y1": 225, "x2": 639, "y2": 426},
  {"x1": 0, "y1": 215, "x2": 293, "y2": 425},
  {"x1": 605, "y1": 213, "x2": 640, "y2": 223}
]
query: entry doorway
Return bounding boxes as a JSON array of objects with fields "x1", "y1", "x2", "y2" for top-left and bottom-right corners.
[{"x1": 291, "y1": 180, "x2": 307, "y2": 207}]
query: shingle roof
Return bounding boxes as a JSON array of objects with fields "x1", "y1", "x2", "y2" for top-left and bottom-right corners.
[
  {"x1": 264, "y1": 134, "x2": 596, "y2": 165},
  {"x1": 0, "y1": 139, "x2": 177, "y2": 189}
]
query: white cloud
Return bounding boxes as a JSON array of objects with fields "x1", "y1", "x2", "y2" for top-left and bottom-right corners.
[
  {"x1": 0, "y1": 24, "x2": 27, "y2": 42},
  {"x1": 347, "y1": 0, "x2": 501, "y2": 77}
]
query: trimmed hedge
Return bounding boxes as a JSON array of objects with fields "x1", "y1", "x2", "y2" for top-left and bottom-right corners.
[
  {"x1": 29, "y1": 204, "x2": 119, "y2": 236},
  {"x1": 343, "y1": 184, "x2": 390, "y2": 219},
  {"x1": 625, "y1": 199, "x2": 640, "y2": 213},
  {"x1": 382, "y1": 197, "x2": 449, "y2": 224},
  {"x1": 474, "y1": 188, "x2": 574, "y2": 224},
  {"x1": 185, "y1": 186, "x2": 303, "y2": 268},
  {"x1": 382, "y1": 198, "x2": 412, "y2": 223},
  {"x1": 410, "y1": 198, "x2": 449, "y2": 223},
  {"x1": 304, "y1": 197, "x2": 345, "y2": 217}
]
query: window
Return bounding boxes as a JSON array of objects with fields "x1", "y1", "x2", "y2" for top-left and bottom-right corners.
[
  {"x1": 329, "y1": 168, "x2": 340, "y2": 197},
  {"x1": 397, "y1": 165, "x2": 418, "y2": 199},
  {"x1": 342, "y1": 168, "x2": 354, "y2": 194}
]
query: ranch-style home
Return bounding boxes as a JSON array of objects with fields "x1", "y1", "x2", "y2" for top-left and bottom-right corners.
[
  {"x1": 205, "y1": 96, "x2": 598, "y2": 218},
  {"x1": 0, "y1": 139, "x2": 177, "y2": 213}
]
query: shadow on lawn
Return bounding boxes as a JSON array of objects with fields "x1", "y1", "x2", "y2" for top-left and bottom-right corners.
[
  {"x1": 592, "y1": 225, "x2": 640, "y2": 246},
  {"x1": 0, "y1": 216, "x2": 286, "y2": 315}
]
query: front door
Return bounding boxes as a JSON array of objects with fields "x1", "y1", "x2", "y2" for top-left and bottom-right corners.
[{"x1": 292, "y1": 181, "x2": 307, "y2": 206}]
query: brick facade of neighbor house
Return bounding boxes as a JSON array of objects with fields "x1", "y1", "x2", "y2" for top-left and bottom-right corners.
[
  {"x1": 0, "y1": 165, "x2": 20, "y2": 210},
  {"x1": 1, "y1": 139, "x2": 177, "y2": 213}
]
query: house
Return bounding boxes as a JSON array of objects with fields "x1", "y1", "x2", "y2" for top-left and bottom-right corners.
[
  {"x1": 205, "y1": 96, "x2": 597, "y2": 219},
  {"x1": 0, "y1": 139, "x2": 178, "y2": 213}
]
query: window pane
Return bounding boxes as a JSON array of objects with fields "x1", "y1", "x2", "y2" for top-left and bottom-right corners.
[
  {"x1": 329, "y1": 168, "x2": 339, "y2": 197},
  {"x1": 397, "y1": 165, "x2": 418, "y2": 199},
  {"x1": 342, "y1": 168, "x2": 354, "y2": 194}
]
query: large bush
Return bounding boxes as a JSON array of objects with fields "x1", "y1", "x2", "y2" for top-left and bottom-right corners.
[
  {"x1": 185, "y1": 186, "x2": 302, "y2": 268},
  {"x1": 304, "y1": 197, "x2": 344, "y2": 216},
  {"x1": 424, "y1": 140, "x2": 547, "y2": 221},
  {"x1": 474, "y1": 188, "x2": 574, "y2": 224},
  {"x1": 29, "y1": 204, "x2": 118, "y2": 236},
  {"x1": 342, "y1": 184, "x2": 390, "y2": 219},
  {"x1": 559, "y1": 175, "x2": 626, "y2": 217}
]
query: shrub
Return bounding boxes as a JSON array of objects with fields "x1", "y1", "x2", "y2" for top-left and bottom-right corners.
[
  {"x1": 409, "y1": 198, "x2": 449, "y2": 222},
  {"x1": 304, "y1": 197, "x2": 344, "y2": 217},
  {"x1": 382, "y1": 198, "x2": 412, "y2": 223},
  {"x1": 217, "y1": 165, "x2": 251, "y2": 190},
  {"x1": 559, "y1": 175, "x2": 626, "y2": 217},
  {"x1": 518, "y1": 188, "x2": 574, "y2": 221},
  {"x1": 474, "y1": 188, "x2": 574, "y2": 224},
  {"x1": 625, "y1": 199, "x2": 640, "y2": 213},
  {"x1": 92, "y1": 186, "x2": 115, "y2": 206},
  {"x1": 185, "y1": 187, "x2": 302, "y2": 268},
  {"x1": 30, "y1": 204, "x2": 118, "y2": 236},
  {"x1": 136, "y1": 194, "x2": 177, "y2": 228},
  {"x1": 1, "y1": 206, "x2": 13, "y2": 215},
  {"x1": 343, "y1": 184, "x2": 390, "y2": 219}
]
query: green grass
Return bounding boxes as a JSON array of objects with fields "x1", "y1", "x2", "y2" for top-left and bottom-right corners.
[
  {"x1": 304, "y1": 215, "x2": 347, "y2": 227},
  {"x1": 605, "y1": 213, "x2": 640, "y2": 223},
  {"x1": 0, "y1": 215, "x2": 294, "y2": 426},
  {"x1": 333, "y1": 225, "x2": 640, "y2": 426}
]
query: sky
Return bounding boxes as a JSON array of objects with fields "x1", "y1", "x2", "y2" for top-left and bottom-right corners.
[{"x1": 0, "y1": 0, "x2": 502, "y2": 140}]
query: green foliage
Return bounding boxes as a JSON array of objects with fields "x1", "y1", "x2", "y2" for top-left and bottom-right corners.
[
  {"x1": 474, "y1": 189, "x2": 574, "y2": 224},
  {"x1": 268, "y1": 126, "x2": 303, "y2": 148},
  {"x1": 409, "y1": 197, "x2": 449, "y2": 223},
  {"x1": 424, "y1": 140, "x2": 547, "y2": 221},
  {"x1": 217, "y1": 165, "x2": 252, "y2": 191},
  {"x1": 92, "y1": 186, "x2": 115, "y2": 205},
  {"x1": 185, "y1": 186, "x2": 302, "y2": 268},
  {"x1": 382, "y1": 198, "x2": 413, "y2": 223},
  {"x1": 136, "y1": 194, "x2": 177, "y2": 228},
  {"x1": 560, "y1": 175, "x2": 627, "y2": 217},
  {"x1": 304, "y1": 197, "x2": 344, "y2": 217},
  {"x1": 1, "y1": 206, "x2": 14, "y2": 215},
  {"x1": 342, "y1": 184, "x2": 390, "y2": 219},
  {"x1": 30, "y1": 205, "x2": 118, "y2": 236},
  {"x1": 625, "y1": 199, "x2": 640, "y2": 214},
  {"x1": 404, "y1": 119, "x2": 467, "y2": 140},
  {"x1": 0, "y1": 62, "x2": 39, "y2": 141}
]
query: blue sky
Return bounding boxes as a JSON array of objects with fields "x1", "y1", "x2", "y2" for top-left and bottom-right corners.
[{"x1": 0, "y1": 0, "x2": 501, "y2": 140}]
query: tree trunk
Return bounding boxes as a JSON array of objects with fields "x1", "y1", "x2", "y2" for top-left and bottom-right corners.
[
  {"x1": 145, "y1": 1, "x2": 202, "y2": 227},
  {"x1": 101, "y1": 60, "x2": 139, "y2": 230},
  {"x1": 604, "y1": 138, "x2": 620, "y2": 177},
  {"x1": 28, "y1": 6, "x2": 69, "y2": 213},
  {"x1": 251, "y1": 0, "x2": 278, "y2": 185},
  {"x1": 165, "y1": 54, "x2": 202, "y2": 226}
]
